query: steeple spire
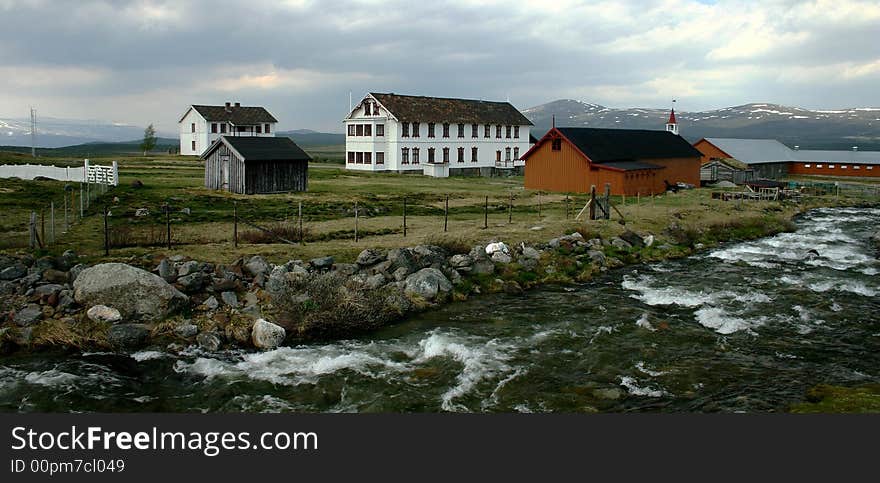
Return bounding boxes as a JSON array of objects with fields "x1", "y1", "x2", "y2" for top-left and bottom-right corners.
[{"x1": 665, "y1": 99, "x2": 679, "y2": 136}]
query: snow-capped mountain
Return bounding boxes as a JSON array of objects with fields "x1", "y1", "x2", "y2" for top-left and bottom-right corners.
[
  {"x1": 0, "y1": 117, "x2": 174, "y2": 148},
  {"x1": 523, "y1": 100, "x2": 880, "y2": 150}
]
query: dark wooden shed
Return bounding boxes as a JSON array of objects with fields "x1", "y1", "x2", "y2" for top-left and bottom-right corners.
[{"x1": 201, "y1": 136, "x2": 311, "y2": 194}]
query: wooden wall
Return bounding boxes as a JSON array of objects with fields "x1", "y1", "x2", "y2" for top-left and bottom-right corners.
[
  {"x1": 648, "y1": 157, "x2": 702, "y2": 188},
  {"x1": 524, "y1": 137, "x2": 591, "y2": 193},
  {"x1": 693, "y1": 139, "x2": 730, "y2": 164},
  {"x1": 788, "y1": 162, "x2": 880, "y2": 178},
  {"x1": 245, "y1": 160, "x2": 308, "y2": 194},
  {"x1": 204, "y1": 144, "x2": 245, "y2": 193}
]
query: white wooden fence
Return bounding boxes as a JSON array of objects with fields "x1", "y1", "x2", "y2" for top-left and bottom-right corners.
[{"x1": 0, "y1": 159, "x2": 118, "y2": 186}]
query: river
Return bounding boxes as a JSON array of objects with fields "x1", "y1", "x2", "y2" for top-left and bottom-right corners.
[{"x1": 2, "y1": 207, "x2": 878, "y2": 413}]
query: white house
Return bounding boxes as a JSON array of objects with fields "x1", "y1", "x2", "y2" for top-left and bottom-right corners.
[
  {"x1": 343, "y1": 93, "x2": 533, "y2": 177},
  {"x1": 178, "y1": 102, "x2": 278, "y2": 156}
]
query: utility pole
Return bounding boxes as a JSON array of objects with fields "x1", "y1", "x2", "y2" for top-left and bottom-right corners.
[{"x1": 30, "y1": 107, "x2": 37, "y2": 158}]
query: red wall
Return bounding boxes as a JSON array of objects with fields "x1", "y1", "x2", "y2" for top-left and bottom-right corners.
[{"x1": 788, "y1": 162, "x2": 880, "y2": 178}]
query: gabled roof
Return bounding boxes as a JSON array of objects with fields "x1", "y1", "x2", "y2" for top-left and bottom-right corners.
[
  {"x1": 555, "y1": 127, "x2": 702, "y2": 162},
  {"x1": 201, "y1": 136, "x2": 311, "y2": 162},
  {"x1": 369, "y1": 93, "x2": 533, "y2": 125},
  {"x1": 184, "y1": 105, "x2": 278, "y2": 124},
  {"x1": 700, "y1": 138, "x2": 793, "y2": 164}
]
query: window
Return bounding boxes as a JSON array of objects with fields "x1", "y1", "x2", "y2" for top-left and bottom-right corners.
[
  {"x1": 428, "y1": 147, "x2": 435, "y2": 163},
  {"x1": 443, "y1": 147, "x2": 450, "y2": 163},
  {"x1": 841, "y1": 165, "x2": 848, "y2": 169},
  {"x1": 485, "y1": 124, "x2": 491, "y2": 138},
  {"x1": 211, "y1": 123, "x2": 218, "y2": 133},
  {"x1": 506, "y1": 125, "x2": 512, "y2": 138},
  {"x1": 552, "y1": 138, "x2": 562, "y2": 151},
  {"x1": 376, "y1": 124, "x2": 384, "y2": 136},
  {"x1": 256, "y1": 125, "x2": 262, "y2": 134},
  {"x1": 237, "y1": 126, "x2": 247, "y2": 133},
  {"x1": 458, "y1": 123, "x2": 465, "y2": 138},
  {"x1": 457, "y1": 147, "x2": 465, "y2": 163},
  {"x1": 348, "y1": 152, "x2": 355, "y2": 164},
  {"x1": 364, "y1": 152, "x2": 372, "y2": 164},
  {"x1": 265, "y1": 124, "x2": 270, "y2": 134},
  {"x1": 191, "y1": 140, "x2": 196, "y2": 151},
  {"x1": 364, "y1": 102, "x2": 372, "y2": 116},
  {"x1": 854, "y1": 165, "x2": 861, "y2": 170},
  {"x1": 356, "y1": 124, "x2": 364, "y2": 136},
  {"x1": 442, "y1": 123, "x2": 450, "y2": 138},
  {"x1": 376, "y1": 152, "x2": 384, "y2": 165},
  {"x1": 816, "y1": 164, "x2": 823, "y2": 168},
  {"x1": 428, "y1": 123, "x2": 435, "y2": 138},
  {"x1": 804, "y1": 164, "x2": 811, "y2": 168},
  {"x1": 356, "y1": 152, "x2": 364, "y2": 164},
  {"x1": 471, "y1": 147, "x2": 478, "y2": 163},
  {"x1": 514, "y1": 126, "x2": 520, "y2": 139},
  {"x1": 412, "y1": 122, "x2": 420, "y2": 138},
  {"x1": 348, "y1": 124, "x2": 356, "y2": 136},
  {"x1": 867, "y1": 166, "x2": 874, "y2": 170},
  {"x1": 401, "y1": 147, "x2": 409, "y2": 164},
  {"x1": 471, "y1": 124, "x2": 478, "y2": 138},
  {"x1": 828, "y1": 164, "x2": 835, "y2": 169},
  {"x1": 496, "y1": 150, "x2": 502, "y2": 162},
  {"x1": 412, "y1": 147, "x2": 420, "y2": 164},
  {"x1": 220, "y1": 124, "x2": 227, "y2": 134},
  {"x1": 402, "y1": 123, "x2": 409, "y2": 137},
  {"x1": 514, "y1": 147, "x2": 519, "y2": 159},
  {"x1": 505, "y1": 147, "x2": 511, "y2": 161},
  {"x1": 365, "y1": 124, "x2": 372, "y2": 136},
  {"x1": 191, "y1": 123, "x2": 196, "y2": 133}
]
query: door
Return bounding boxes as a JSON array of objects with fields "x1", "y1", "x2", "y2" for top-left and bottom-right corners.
[{"x1": 220, "y1": 155, "x2": 230, "y2": 191}]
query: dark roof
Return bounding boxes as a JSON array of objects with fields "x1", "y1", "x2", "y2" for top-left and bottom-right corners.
[
  {"x1": 203, "y1": 136, "x2": 311, "y2": 162},
  {"x1": 370, "y1": 93, "x2": 533, "y2": 125},
  {"x1": 557, "y1": 127, "x2": 702, "y2": 162},
  {"x1": 529, "y1": 133, "x2": 539, "y2": 144},
  {"x1": 596, "y1": 161, "x2": 664, "y2": 171},
  {"x1": 190, "y1": 105, "x2": 278, "y2": 124}
]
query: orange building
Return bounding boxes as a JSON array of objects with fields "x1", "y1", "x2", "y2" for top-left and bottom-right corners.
[{"x1": 521, "y1": 127, "x2": 702, "y2": 195}]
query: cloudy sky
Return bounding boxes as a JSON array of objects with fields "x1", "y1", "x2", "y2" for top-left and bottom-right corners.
[{"x1": 1, "y1": 0, "x2": 878, "y2": 134}]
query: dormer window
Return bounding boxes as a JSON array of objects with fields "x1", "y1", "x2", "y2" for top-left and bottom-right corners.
[
  {"x1": 364, "y1": 102, "x2": 372, "y2": 116},
  {"x1": 552, "y1": 139, "x2": 562, "y2": 151}
]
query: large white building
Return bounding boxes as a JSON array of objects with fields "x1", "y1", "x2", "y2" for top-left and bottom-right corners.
[
  {"x1": 178, "y1": 102, "x2": 278, "y2": 156},
  {"x1": 343, "y1": 93, "x2": 533, "y2": 177}
]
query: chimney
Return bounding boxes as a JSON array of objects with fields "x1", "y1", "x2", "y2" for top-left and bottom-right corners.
[
  {"x1": 225, "y1": 102, "x2": 231, "y2": 112},
  {"x1": 853, "y1": 146, "x2": 859, "y2": 152},
  {"x1": 234, "y1": 102, "x2": 241, "y2": 108}
]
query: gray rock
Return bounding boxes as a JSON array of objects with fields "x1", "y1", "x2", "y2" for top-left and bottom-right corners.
[
  {"x1": 333, "y1": 263, "x2": 360, "y2": 277},
  {"x1": 364, "y1": 274, "x2": 387, "y2": 290},
  {"x1": 73, "y1": 263, "x2": 188, "y2": 322},
  {"x1": 593, "y1": 388, "x2": 623, "y2": 400},
  {"x1": 244, "y1": 256, "x2": 271, "y2": 278},
  {"x1": 58, "y1": 250, "x2": 78, "y2": 271},
  {"x1": 34, "y1": 284, "x2": 63, "y2": 298},
  {"x1": 34, "y1": 256, "x2": 55, "y2": 271},
  {"x1": 471, "y1": 259, "x2": 495, "y2": 275},
  {"x1": 196, "y1": 332, "x2": 221, "y2": 351},
  {"x1": 175, "y1": 323, "x2": 199, "y2": 338},
  {"x1": 86, "y1": 305, "x2": 122, "y2": 324},
  {"x1": 310, "y1": 256, "x2": 335, "y2": 271},
  {"x1": 412, "y1": 245, "x2": 446, "y2": 268},
  {"x1": 392, "y1": 266, "x2": 410, "y2": 282},
  {"x1": 611, "y1": 238, "x2": 633, "y2": 250},
  {"x1": 0, "y1": 264, "x2": 27, "y2": 281},
  {"x1": 356, "y1": 248, "x2": 386, "y2": 267},
  {"x1": 518, "y1": 256, "x2": 539, "y2": 271},
  {"x1": 13, "y1": 304, "x2": 43, "y2": 326},
  {"x1": 177, "y1": 260, "x2": 200, "y2": 278},
  {"x1": 57, "y1": 290, "x2": 76, "y2": 312},
  {"x1": 203, "y1": 296, "x2": 219, "y2": 311},
  {"x1": 68, "y1": 264, "x2": 87, "y2": 283},
  {"x1": 108, "y1": 324, "x2": 150, "y2": 349},
  {"x1": 176, "y1": 272, "x2": 208, "y2": 293},
  {"x1": 491, "y1": 251, "x2": 512, "y2": 264},
  {"x1": 169, "y1": 255, "x2": 186, "y2": 263},
  {"x1": 619, "y1": 230, "x2": 646, "y2": 248},
  {"x1": 404, "y1": 268, "x2": 453, "y2": 301},
  {"x1": 521, "y1": 246, "x2": 541, "y2": 260},
  {"x1": 19, "y1": 272, "x2": 42, "y2": 289},
  {"x1": 0, "y1": 281, "x2": 14, "y2": 296},
  {"x1": 449, "y1": 254, "x2": 474, "y2": 270},
  {"x1": 587, "y1": 250, "x2": 607, "y2": 266},
  {"x1": 0, "y1": 254, "x2": 17, "y2": 271},
  {"x1": 252, "y1": 318, "x2": 286, "y2": 350},
  {"x1": 243, "y1": 291, "x2": 259, "y2": 307},
  {"x1": 42, "y1": 269, "x2": 69, "y2": 284},
  {"x1": 694, "y1": 243, "x2": 706, "y2": 250},
  {"x1": 265, "y1": 266, "x2": 289, "y2": 295},
  {"x1": 221, "y1": 291, "x2": 239, "y2": 308},
  {"x1": 12, "y1": 326, "x2": 33, "y2": 346},
  {"x1": 469, "y1": 245, "x2": 488, "y2": 261},
  {"x1": 156, "y1": 258, "x2": 176, "y2": 282},
  {"x1": 388, "y1": 248, "x2": 418, "y2": 274}
]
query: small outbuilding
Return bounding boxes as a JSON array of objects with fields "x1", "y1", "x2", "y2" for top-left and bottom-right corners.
[{"x1": 201, "y1": 136, "x2": 311, "y2": 194}]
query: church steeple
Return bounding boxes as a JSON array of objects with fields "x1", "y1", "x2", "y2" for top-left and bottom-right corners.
[{"x1": 665, "y1": 100, "x2": 679, "y2": 136}]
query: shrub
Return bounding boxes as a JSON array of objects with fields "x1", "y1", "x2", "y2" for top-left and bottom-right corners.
[{"x1": 423, "y1": 234, "x2": 470, "y2": 255}]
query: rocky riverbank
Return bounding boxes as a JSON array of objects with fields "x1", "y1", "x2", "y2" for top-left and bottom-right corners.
[{"x1": 0, "y1": 210, "x2": 830, "y2": 355}]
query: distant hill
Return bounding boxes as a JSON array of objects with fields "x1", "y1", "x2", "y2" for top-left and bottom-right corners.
[
  {"x1": 278, "y1": 129, "x2": 344, "y2": 147},
  {"x1": 523, "y1": 100, "x2": 880, "y2": 151},
  {"x1": 0, "y1": 137, "x2": 178, "y2": 157},
  {"x1": 0, "y1": 116, "x2": 177, "y2": 149}
]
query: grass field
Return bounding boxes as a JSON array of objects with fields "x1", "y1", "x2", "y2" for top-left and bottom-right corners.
[{"x1": 1, "y1": 149, "x2": 876, "y2": 264}]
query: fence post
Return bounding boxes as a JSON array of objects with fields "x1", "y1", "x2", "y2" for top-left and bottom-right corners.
[
  {"x1": 538, "y1": 191, "x2": 542, "y2": 219},
  {"x1": 29, "y1": 212, "x2": 36, "y2": 250},
  {"x1": 40, "y1": 209, "x2": 45, "y2": 247},
  {"x1": 604, "y1": 183, "x2": 611, "y2": 220},
  {"x1": 589, "y1": 185, "x2": 596, "y2": 220},
  {"x1": 483, "y1": 196, "x2": 488, "y2": 229},
  {"x1": 233, "y1": 201, "x2": 238, "y2": 248},
  {"x1": 64, "y1": 191, "x2": 69, "y2": 232},
  {"x1": 403, "y1": 197, "x2": 407, "y2": 237},
  {"x1": 508, "y1": 192, "x2": 513, "y2": 223},
  {"x1": 165, "y1": 204, "x2": 172, "y2": 250},
  {"x1": 86, "y1": 181, "x2": 90, "y2": 211},
  {"x1": 103, "y1": 205, "x2": 109, "y2": 256},
  {"x1": 354, "y1": 201, "x2": 359, "y2": 243},
  {"x1": 444, "y1": 195, "x2": 449, "y2": 232},
  {"x1": 112, "y1": 160, "x2": 119, "y2": 187},
  {"x1": 298, "y1": 201, "x2": 303, "y2": 245},
  {"x1": 80, "y1": 183, "x2": 84, "y2": 219},
  {"x1": 50, "y1": 201, "x2": 55, "y2": 245}
]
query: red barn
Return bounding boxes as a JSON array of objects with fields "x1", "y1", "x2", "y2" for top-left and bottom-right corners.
[{"x1": 522, "y1": 127, "x2": 702, "y2": 195}]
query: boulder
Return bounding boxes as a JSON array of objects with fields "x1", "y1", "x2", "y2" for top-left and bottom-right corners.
[
  {"x1": 156, "y1": 258, "x2": 176, "y2": 282},
  {"x1": 13, "y1": 304, "x2": 42, "y2": 326},
  {"x1": 485, "y1": 242, "x2": 510, "y2": 256},
  {"x1": 587, "y1": 250, "x2": 607, "y2": 266},
  {"x1": 333, "y1": 263, "x2": 360, "y2": 277},
  {"x1": 643, "y1": 234, "x2": 655, "y2": 247},
  {"x1": 364, "y1": 274, "x2": 387, "y2": 290},
  {"x1": 73, "y1": 263, "x2": 188, "y2": 322},
  {"x1": 68, "y1": 264, "x2": 87, "y2": 283},
  {"x1": 0, "y1": 281, "x2": 14, "y2": 296},
  {"x1": 42, "y1": 269, "x2": 69, "y2": 284},
  {"x1": 310, "y1": 256, "x2": 335, "y2": 271},
  {"x1": 203, "y1": 296, "x2": 219, "y2": 311},
  {"x1": 471, "y1": 259, "x2": 495, "y2": 276},
  {"x1": 521, "y1": 246, "x2": 541, "y2": 260},
  {"x1": 221, "y1": 291, "x2": 239, "y2": 308},
  {"x1": 356, "y1": 248, "x2": 386, "y2": 267},
  {"x1": 412, "y1": 245, "x2": 446, "y2": 269},
  {"x1": 252, "y1": 318, "x2": 286, "y2": 350},
  {"x1": 175, "y1": 323, "x2": 199, "y2": 338},
  {"x1": 196, "y1": 332, "x2": 222, "y2": 351},
  {"x1": 108, "y1": 324, "x2": 150, "y2": 349},
  {"x1": 86, "y1": 305, "x2": 122, "y2": 324},
  {"x1": 57, "y1": 250, "x2": 78, "y2": 271},
  {"x1": 176, "y1": 272, "x2": 208, "y2": 293},
  {"x1": 404, "y1": 268, "x2": 453, "y2": 301},
  {"x1": 491, "y1": 251, "x2": 512, "y2": 264},
  {"x1": 177, "y1": 260, "x2": 200, "y2": 278},
  {"x1": 33, "y1": 284, "x2": 63, "y2": 298},
  {"x1": 0, "y1": 263, "x2": 27, "y2": 281},
  {"x1": 611, "y1": 238, "x2": 633, "y2": 250},
  {"x1": 34, "y1": 256, "x2": 56, "y2": 271},
  {"x1": 388, "y1": 248, "x2": 418, "y2": 274},
  {"x1": 244, "y1": 256, "x2": 271, "y2": 278},
  {"x1": 469, "y1": 245, "x2": 488, "y2": 260},
  {"x1": 619, "y1": 230, "x2": 646, "y2": 248},
  {"x1": 449, "y1": 254, "x2": 474, "y2": 271},
  {"x1": 57, "y1": 290, "x2": 76, "y2": 312}
]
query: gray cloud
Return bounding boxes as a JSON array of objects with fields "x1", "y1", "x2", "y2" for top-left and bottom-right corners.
[{"x1": 0, "y1": 0, "x2": 878, "y2": 133}]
